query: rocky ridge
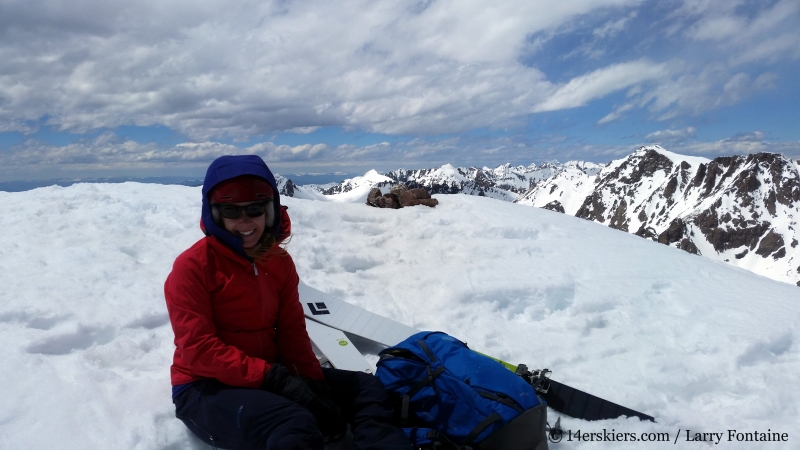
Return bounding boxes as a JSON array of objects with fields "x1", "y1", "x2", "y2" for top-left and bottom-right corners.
[
  {"x1": 274, "y1": 175, "x2": 299, "y2": 198},
  {"x1": 517, "y1": 146, "x2": 800, "y2": 286}
]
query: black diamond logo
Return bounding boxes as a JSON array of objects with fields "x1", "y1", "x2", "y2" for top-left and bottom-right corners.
[{"x1": 308, "y1": 302, "x2": 330, "y2": 315}]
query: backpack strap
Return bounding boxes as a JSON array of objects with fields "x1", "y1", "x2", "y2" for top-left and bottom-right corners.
[
  {"x1": 406, "y1": 427, "x2": 474, "y2": 450},
  {"x1": 402, "y1": 335, "x2": 442, "y2": 423},
  {"x1": 401, "y1": 365, "x2": 446, "y2": 424},
  {"x1": 417, "y1": 339, "x2": 438, "y2": 362},
  {"x1": 476, "y1": 391, "x2": 524, "y2": 414},
  {"x1": 463, "y1": 413, "x2": 502, "y2": 446}
]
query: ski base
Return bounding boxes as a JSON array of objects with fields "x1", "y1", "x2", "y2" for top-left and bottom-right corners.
[
  {"x1": 305, "y1": 318, "x2": 373, "y2": 374},
  {"x1": 543, "y1": 379, "x2": 655, "y2": 422}
]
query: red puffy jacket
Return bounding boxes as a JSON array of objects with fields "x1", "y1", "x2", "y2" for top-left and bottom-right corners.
[{"x1": 165, "y1": 212, "x2": 323, "y2": 388}]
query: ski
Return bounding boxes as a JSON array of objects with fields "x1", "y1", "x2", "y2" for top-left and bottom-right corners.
[
  {"x1": 300, "y1": 282, "x2": 417, "y2": 347},
  {"x1": 545, "y1": 379, "x2": 654, "y2": 422},
  {"x1": 305, "y1": 318, "x2": 374, "y2": 374},
  {"x1": 514, "y1": 365, "x2": 655, "y2": 422},
  {"x1": 299, "y1": 281, "x2": 655, "y2": 423}
]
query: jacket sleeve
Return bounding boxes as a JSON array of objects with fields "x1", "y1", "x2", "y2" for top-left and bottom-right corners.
[
  {"x1": 275, "y1": 255, "x2": 324, "y2": 380},
  {"x1": 165, "y1": 252, "x2": 268, "y2": 388}
]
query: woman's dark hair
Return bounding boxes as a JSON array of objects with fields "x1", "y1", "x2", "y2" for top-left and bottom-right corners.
[{"x1": 245, "y1": 229, "x2": 290, "y2": 262}]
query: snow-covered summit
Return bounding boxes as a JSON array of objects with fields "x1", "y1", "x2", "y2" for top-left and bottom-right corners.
[
  {"x1": 1, "y1": 183, "x2": 797, "y2": 448},
  {"x1": 321, "y1": 170, "x2": 392, "y2": 194},
  {"x1": 314, "y1": 170, "x2": 394, "y2": 203},
  {"x1": 637, "y1": 144, "x2": 710, "y2": 167}
]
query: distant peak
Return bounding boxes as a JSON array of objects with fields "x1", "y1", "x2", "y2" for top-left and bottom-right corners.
[
  {"x1": 637, "y1": 144, "x2": 666, "y2": 153},
  {"x1": 633, "y1": 145, "x2": 710, "y2": 166}
]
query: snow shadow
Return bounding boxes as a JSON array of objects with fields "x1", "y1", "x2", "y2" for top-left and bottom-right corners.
[
  {"x1": 0, "y1": 310, "x2": 71, "y2": 330},
  {"x1": 736, "y1": 331, "x2": 794, "y2": 367},
  {"x1": 125, "y1": 313, "x2": 170, "y2": 330},
  {"x1": 26, "y1": 325, "x2": 117, "y2": 355}
]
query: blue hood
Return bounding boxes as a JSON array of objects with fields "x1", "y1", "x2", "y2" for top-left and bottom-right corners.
[{"x1": 201, "y1": 155, "x2": 282, "y2": 260}]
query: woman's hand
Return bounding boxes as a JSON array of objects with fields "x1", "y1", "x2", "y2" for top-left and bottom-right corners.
[{"x1": 263, "y1": 364, "x2": 347, "y2": 441}]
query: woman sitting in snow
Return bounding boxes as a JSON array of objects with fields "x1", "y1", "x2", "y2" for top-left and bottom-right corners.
[{"x1": 164, "y1": 154, "x2": 410, "y2": 450}]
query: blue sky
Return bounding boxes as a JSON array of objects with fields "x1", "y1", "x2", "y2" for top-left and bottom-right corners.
[{"x1": 0, "y1": 0, "x2": 798, "y2": 181}]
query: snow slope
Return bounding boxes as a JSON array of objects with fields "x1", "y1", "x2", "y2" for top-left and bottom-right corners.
[
  {"x1": 0, "y1": 182, "x2": 798, "y2": 449},
  {"x1": 515, "y1": 162, "x2": 602, "y2": 214}
]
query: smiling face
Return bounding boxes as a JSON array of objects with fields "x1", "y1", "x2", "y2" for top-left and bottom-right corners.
[{"x1": 220, "y1": 201, "x2": 266, "y2": 249}]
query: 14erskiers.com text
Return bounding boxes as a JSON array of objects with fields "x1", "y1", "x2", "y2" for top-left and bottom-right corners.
[{"x1": 551, "y1": 428, "x2": 788, "y2": 444}]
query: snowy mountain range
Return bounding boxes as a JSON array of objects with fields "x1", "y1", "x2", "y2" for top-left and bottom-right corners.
[{"x1": 277, "y1": 146, "x2": 800, "y2": 286}]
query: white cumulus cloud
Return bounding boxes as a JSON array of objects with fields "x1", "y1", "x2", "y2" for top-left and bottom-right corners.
[{"x1": 533, "y1": 60, "x2": 668, "y2": 113}]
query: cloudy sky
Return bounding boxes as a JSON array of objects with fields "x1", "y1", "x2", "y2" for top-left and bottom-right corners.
[{"x1": 1, "y1": 0, "x2": 798, "y2": 181}]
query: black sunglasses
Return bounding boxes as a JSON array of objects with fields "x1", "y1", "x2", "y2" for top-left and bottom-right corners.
[{"x1": 214, "y1": 202, "x2": 270, "y2": 220}]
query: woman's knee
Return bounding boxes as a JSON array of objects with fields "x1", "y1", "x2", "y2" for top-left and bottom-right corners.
[
  {"x1": 283, "y1": 403, "x2": 319, "y2": 427},
  {"x1": 267, "y1": 403, "x2": 321, "y2": 436},
  {"x1": 357, "y1": 371, "x2": 383, "y2": 387},
  {"x1": 356, "y1": 372, "x2": 392, "y2": 401}
]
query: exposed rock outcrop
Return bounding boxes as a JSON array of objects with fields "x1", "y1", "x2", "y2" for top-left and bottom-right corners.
[
  {"x1": 366, "y1": 185, "x2": 438, "y2": 209},
  {"x1": 542, "y1": 200, "x2": 565, "y2": 213}
]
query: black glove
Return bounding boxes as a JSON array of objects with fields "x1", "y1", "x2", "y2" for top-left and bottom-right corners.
[
  {"x1": 262, "y1": 363, "x2": 292, "y2": 393},
  {"x1": 263, "y1": 364, "x2": 347, "y2": 441}
]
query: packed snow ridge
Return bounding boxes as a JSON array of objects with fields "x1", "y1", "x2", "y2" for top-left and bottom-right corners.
[{"x1": 278, "y1": 146, "x2": 800, "y2": 286}]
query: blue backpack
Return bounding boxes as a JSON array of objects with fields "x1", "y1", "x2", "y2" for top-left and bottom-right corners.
[{"x1": 376, "y1": 331, "x2": 547, "y2": 449}]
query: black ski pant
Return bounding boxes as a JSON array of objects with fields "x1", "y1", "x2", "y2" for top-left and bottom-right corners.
[{"x1": 174, "y1": 367, "x2": 411, "y2": 450}]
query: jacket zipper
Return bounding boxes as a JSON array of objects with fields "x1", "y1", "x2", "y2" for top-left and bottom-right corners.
[{"x1": 252, "y1": 263, "x2": 258, "y2": 275}]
